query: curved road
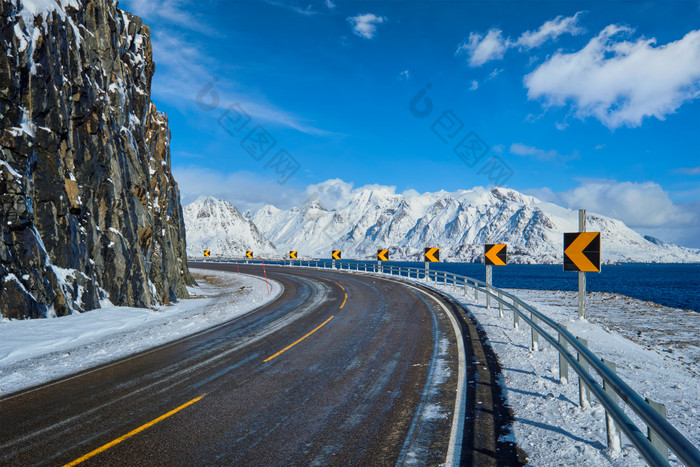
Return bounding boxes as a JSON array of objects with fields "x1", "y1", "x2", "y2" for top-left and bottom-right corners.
[{"x1": 0, "y1": 263, "x2": 520, "y2": 466}]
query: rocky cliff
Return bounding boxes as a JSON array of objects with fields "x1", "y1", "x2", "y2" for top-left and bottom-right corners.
[{"x1": 0, "y1": 0, "x2": 193, "y2": 319}]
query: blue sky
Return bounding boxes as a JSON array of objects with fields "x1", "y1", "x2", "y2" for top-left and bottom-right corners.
[{"x1": 121, "y1": 0, "x2": 700, "y2": 247}]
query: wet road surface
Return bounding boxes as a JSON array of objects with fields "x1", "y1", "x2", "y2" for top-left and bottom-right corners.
[{"x1": 0, "y1": 263, "x2": 470, "y2": 466}]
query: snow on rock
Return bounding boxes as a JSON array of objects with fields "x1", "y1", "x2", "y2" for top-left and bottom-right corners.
[
  {"x1": 1, "y1": 0, "x2": 194, "y2": 319},
  {"x1": 0, "y1": 270, "x2": 281, "y2": 395},
  {"x1": 250, "y1": 181, "x2": 700, "y2": 264},
  {"x1": 184, "y1": 196, "x2": 278, "y2": 258}
]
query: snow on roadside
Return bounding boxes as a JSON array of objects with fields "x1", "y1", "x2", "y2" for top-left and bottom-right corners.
[
  {"x1": 399, "y1": 276, "x2": 699, "y2": 466},
  {"x1": 0, "y1": 270, "x2": 281, "y2": 396}
]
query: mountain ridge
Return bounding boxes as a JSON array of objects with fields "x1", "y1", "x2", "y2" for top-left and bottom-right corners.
[{"x1": 185, "y1": 181, "x2": 700, "y2": 264}]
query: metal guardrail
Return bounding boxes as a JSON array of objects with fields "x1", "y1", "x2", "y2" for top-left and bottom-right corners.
[{"x1": 191, "y1": 258, "x2": 700, "y2": 466}]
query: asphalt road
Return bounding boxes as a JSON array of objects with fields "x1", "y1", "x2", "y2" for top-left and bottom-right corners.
[{"x1": 0, "y1": 263, "x2": 485, "y2": 466}]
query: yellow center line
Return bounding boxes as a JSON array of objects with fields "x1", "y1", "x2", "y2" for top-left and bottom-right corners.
[
  {"x1": 63, "y1": 394, "x2": 206, "y2": 467},
  {"x1": 335, "y1": 281, "x2": 345, "y2": 291},
  {"x1": 263, "y1": 315, "x2": 335, "y2": 363},
  {"x1": 340, "y1": 293, "x2": 348, "y2": 309}
]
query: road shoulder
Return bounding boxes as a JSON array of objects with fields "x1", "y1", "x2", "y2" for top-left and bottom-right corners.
[{"x1": 0, "y1": 270, "x2": 280, "y2": 396}]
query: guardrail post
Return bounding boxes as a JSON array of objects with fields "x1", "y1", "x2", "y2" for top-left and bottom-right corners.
[
  {"x1": 513, "y1": 302, "x2": 519, "y2": 329},
  {"x1": 645, "y1": 398, "x2": 669, "y2": 461},
  {"x1": 602, "y1": 359, "x2": 622, "y2": 453},
  {"x1": 577, "y1": 337, "x2": 591, "y2": 409},
  {"x1": 558, "y1": 326, "x2": 569, "y2": 384},
  {"x1": 474, "y1": 286, "x2": 479, "y2": 302},
  {"x1": 531, "y1": 313, "x2": 539, "y2": 351},
  {"x1": 498, "y1": 292, "x2": 503, "y2": 318},
  {"x1": 486, "y1": 265, "x2": 492, "y2": 310},
  {"x1": 463, "y1": 281, "x2": 468, "y2": 297}
]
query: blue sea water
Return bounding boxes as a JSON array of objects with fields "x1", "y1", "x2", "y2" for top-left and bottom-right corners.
[{"x1": 334, "y1": 261, "x2": 700, "y2": 313}]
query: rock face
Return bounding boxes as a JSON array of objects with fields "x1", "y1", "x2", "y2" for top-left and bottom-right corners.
[{"x1": 0, "y1": 0, "x2": 193, "y2": 319}]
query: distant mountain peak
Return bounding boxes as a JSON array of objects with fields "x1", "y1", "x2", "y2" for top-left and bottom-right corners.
[
  {"x1": 249, "y1": 182, "x2": 700, "y2": 264},
  {"x1": 184, "y1": 197, "x2": 276, "y2": 258}
]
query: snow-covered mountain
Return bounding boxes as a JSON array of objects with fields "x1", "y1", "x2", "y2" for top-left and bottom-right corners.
[
  {"x1": 184, "y1": 197, "x2": 278, "y2": 258},
  {"x1": 251, "y1": 181, "x2": 700, "y2": 264}
]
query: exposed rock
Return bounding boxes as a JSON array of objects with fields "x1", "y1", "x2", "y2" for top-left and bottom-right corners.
[{"x1": 0, "y1": 0, "x2": 194, "y2": 318}]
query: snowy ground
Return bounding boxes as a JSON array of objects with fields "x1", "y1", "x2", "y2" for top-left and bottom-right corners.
[
  {"x1": 404, "y1": 276, "x2": 699, "y2": 466},
  {"x1": 0, "y1": 270, "x2": 281, "y2": 396}
]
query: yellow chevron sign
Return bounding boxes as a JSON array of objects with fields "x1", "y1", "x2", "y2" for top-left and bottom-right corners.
[
  {"x1": 377, "y1": 249, "x2": 389, "y2": 261},
  {"x1": 424, "y1": 247, "x2": 440, "y2": 262},
  {"x1": 203, "y1": 250, "x2": 211, "y2": 257},
  {"x1": 289, "y1": 251, "x2": 298, "y2": 259},
  {"x1": 332, "y1": 250, "x2": 341, "y2": 260},
  {"x1": 484, "y1": 244, "x2": 507, "y2": 266},
  {"x1": 564, "y1": 232, "x2": 600, "y2": 272},
  {"x1": 246, "y1": 251, "x2": 253, "y2": 259}
]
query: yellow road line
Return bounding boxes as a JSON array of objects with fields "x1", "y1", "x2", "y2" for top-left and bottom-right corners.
[
  {"x1": 340, "y1": 293, "x2": 348, "y2": 309},
  {"x1": 335, "y1": 281, "x2": 345, "y2": 291},
  {"x1": 263, "y1": 316, "x2": 334, "y2": 363},
  {"x1": 63, "y1": 394, "x2": 205, "y2": 467}
]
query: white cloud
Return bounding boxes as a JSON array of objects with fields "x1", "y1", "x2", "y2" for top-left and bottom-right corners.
[
  {"x1": 525, "y1": 27, "x2": 700, "y2": 128},
  {"x1": 121, "y1": 0, "x2": 215, "y2": 35},
  {"x1": 469, "y1": 80, "x2": 479, "y2": 91},
  {"x1": 398, "y1": 69, "x2": 411, "y2": 80},
  {"x1": 513, "y1": 12, "x2": 585, "y2": 49},
  {"x1": 174, "y1": 167, "x2": 303, "y2": 212},
  {"x1": 347, "y1": 13, "x2": 387, "y2": 39},
  {"x1": 456, "y1": 28, "x2": 507, "y2": 66},
  {"x1": 528, "y1": 180, "x2": 700, "y2": 247},
  {"x1": 676, "y1": 165, "x2": 700, "y2": 175},
  {"x1": 486, "y1": 68, "x2": 503, "y2": 81},
  {"x1": 325, "y1": 0, "x2": 336, "y2": 9},
  {"x1": 456, "y1": 13, "x2": 583, "y2": 67},
  {"x1": 150, "y1": 32, "x2": 329, "y2": 135},
  {"x1": 509, "y1": 143, "x2": 578, "y2": 162},
  {"x1": 523, "y1": 186, "x2": 559, "y2": 203},
  {"x1": 261, "y1": 1, "x2": 320, "y2": 16},
  {"x1": 303, "y1": 179, "x2": 401, "y2": 211},
  {"x1": 558, "y1": 180, "x2": 690, "y2": 227},
  {"x1": 122, "y1": 2, "x2": 331, "y2": 135}
]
